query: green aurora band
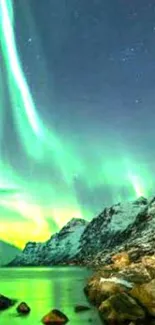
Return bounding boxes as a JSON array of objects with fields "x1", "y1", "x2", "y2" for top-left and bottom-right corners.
[{"x1": 0, "y1": 0, "x2": 153, "y2": 247}]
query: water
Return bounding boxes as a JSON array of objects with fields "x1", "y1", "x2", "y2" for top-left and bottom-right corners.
[{"x1": 0, "y1": 267, "x2": 102, "y2": 324}]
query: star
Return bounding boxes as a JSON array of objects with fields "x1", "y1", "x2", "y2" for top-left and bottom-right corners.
[
  {"x1": 121, "y1": 58, "x2": 127, "y2": 62},
  {"x1": 135, "y1": 99, "x2": 141, "y2": 104},
  {"x1": 28, "y1": 38, "x2": 32, "y2": 43}
]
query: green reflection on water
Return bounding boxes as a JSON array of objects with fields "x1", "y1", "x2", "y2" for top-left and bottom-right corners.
[{"x1": 0, "y1": 267, "x2": 102, "y2": 325}]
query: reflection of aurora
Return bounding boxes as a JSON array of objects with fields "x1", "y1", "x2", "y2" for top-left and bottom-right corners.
[
  {"x1": 0, "y1": 0, "x2": 153, "y2": 248},
  {"x1": 0, "y1": 268, "x2": 96, "y2": 324}
]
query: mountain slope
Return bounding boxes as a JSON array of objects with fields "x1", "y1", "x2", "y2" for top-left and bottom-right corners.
[
  {"x1": 8, "y1": 196, "x2": 155, "y2": 267},
  {"x1": 76, "y1": 196, "x2": 155, "y2": 265},
  {"x1": 8, "y1": 218, "x2": 88, "y2": 266}
]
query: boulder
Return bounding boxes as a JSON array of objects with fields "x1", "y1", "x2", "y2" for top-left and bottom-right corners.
[
  {"x1": 130, "y1": 279, "x2": 155, "y2": 316},
  {"x1": 84, "y1": 276, "x2": 127, "y2": 307},
  {"x1": 16, "y1": 302, "x2": 31, "y2": 314},
  {"x1": 0, "y1": 294, "x2": 16, "y2": 310},
  {"x1": 42, "y1": 309, "x2": 69, "y2": 324},
  {"x1": 117, "y1": 262, "x2": 152, "y2": 284},
  {"x1": 99, "y1": 292, "x2": 145, "y2": 324},
  {"x1": 84, "y1": 257, "x2": 155, "y2": 324}
]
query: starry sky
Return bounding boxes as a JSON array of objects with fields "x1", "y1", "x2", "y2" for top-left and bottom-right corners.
[{"x1": 0, "y1": 0, "x2": 155, "y2": 248}]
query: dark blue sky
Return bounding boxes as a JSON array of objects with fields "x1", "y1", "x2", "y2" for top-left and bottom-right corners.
[
  {"x1": 15, "y1": 0, "x2": 155, "y2": 133},
  {"x1": 12, "y1": 0, "x2": 155, "y2": 201}
]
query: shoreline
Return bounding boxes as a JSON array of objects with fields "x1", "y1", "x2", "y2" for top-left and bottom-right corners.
[{"x1": 84, "y1": 251, "x2": 155, "y2": 324}]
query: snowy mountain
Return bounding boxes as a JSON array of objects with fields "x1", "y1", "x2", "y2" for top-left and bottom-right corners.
[
  {"x1": 8, "y1": 196, "x2": 155, "y2": 267},
  {"x1": 76, "y1": 196, "x2": 155, "y2": 265},
  {"x1": 76, "y1": 197, "x2": 148, "y2": 259},
  {"x1": 8, "y1": 218, "x2": 88, "y2": 266}
]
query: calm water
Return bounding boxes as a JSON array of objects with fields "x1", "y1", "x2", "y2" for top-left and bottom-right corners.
[{"x1": 0, "y1": 267, "x2": 102, "y2": 324}]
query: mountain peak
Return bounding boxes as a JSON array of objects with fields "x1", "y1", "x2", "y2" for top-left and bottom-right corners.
[{"x1": 63, "y1": 217, "x2": 88, "y2": 227}]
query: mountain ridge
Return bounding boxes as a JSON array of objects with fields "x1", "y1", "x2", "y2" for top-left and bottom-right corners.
[
  {"x1": 8, "y1": 217, "x2": 88, "y2": 266},
  {"x1": 8, "y1": 196, "x2": 155, "y2": 267}
]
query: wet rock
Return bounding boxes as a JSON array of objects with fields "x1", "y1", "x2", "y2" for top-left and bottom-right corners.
[
  {"x1": 130, "y1": 279, "x2": 155, "y2": 316},
  {"x1": 84, "y1": 278, "x2": 104, "y2": 306},
  {"x1": 84, "y1": 255, "x2": 155, "y2": 324},
  {"x1": 99, "y1": 292, "x2": 145, "y2": 324},
  {"x1": 16, "y1": 302, "x2": 31, "y2": 314},
  {"x1": 84, "y1": 277, "x2": 127, "y2": 307},
  {"x1": 42, "y1": 309, "x2": 69, "y2": 324},
  {"x1": 74, "y1": 305, "x2": 90, "y2": 312},
  {"x1": 0, "y1": 294, "x2": 16, "y2": 310}
]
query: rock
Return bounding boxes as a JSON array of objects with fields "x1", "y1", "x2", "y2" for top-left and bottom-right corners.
[
  {"x1": 84, "y1": 255, "x2": 155, "y2": 324},
  {"x1": 99, "y1": 292, "x2": 145, "y2": 323},
  {"x1": 74, "y1": 305, "x2": 90, "y2": 312},
  {"x1": 130, "y1": 279, "x2": 155, "y2": 316},
  {"x1": 141, "y1": 255, "x2": 155, "y2": 278},
  {"x1": 111, "y1": 252, "x2": 131, "y2": 269},
  {"x1": 42, "y1": 309, "x2": 69, "y2": 324},
  {"x1": 117, "y1": 262, "x2": 152, "y2": 284},
  {"x1": 0, "y1": 294, "x2": 16, "y2": 310},
  {"x1": 84, "y1": 276, "x2": 127, "y2": 307},
  {"x1": 16, "y1": 302, "x2": 31, "y2": 314},
  {"x1": 84, "y1": 277, "x2": 104, "y2": 306}
]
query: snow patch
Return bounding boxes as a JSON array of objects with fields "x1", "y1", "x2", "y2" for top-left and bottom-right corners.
[
  {"x1": 109, "y1": 202, "x2": 146, "y2": 232},
  {"x1": 100, "y1": 276, "x2": 133, "y2": 288}
]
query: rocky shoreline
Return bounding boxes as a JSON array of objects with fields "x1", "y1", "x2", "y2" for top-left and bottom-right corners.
[{"x1": 84, "y1": 252, "x2": 155, "y2": 324}]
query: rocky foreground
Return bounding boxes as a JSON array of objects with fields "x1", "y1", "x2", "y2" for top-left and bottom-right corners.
[
  {"x1": 84, "y1": 252, "x2": 155, "y2": 324},
  {"x1": 8, "y1": 196, "x2": 155, "y2": 267}
]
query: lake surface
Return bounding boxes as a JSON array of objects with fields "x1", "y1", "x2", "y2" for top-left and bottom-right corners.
[{"x1": 0, "y1": 267, "x2": 102, "y2": 324}]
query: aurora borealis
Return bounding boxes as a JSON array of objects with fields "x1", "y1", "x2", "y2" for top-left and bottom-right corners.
[{"x1": 0, "y1": 0, "x2": 155, "y2": 248}]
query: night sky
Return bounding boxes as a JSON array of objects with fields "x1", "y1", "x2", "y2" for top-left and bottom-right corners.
[{"x1": 0, "y1": 0, "x2": 155, "y2": 247}]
